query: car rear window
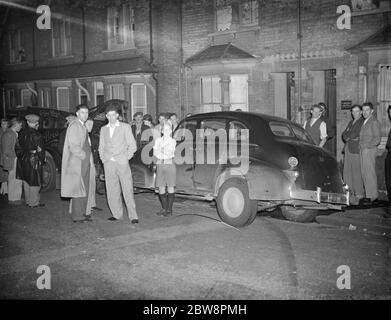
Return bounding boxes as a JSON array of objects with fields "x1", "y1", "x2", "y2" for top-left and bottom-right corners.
[
  {"x1": 291, "y1": 125, "x2": 313, "y2": 143},
  {"x1": 269, "y1": 122, "x2": 295, "y2": 138}
]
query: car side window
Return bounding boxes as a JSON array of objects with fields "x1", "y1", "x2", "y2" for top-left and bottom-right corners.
[
  {"x1": 227, "y1": 120, "x2": 249, "y2": 142},
  {"x1": 291, "y1": 125, "x2": 313, "y2": 143},
  {"x1": 42, "y1": 117, "x2": 55, "y2": 129},
  {"x1": 269, "y1": 122, "x2": 295, "y2": 138},
  {"x1": 174, "y1": 120, "x2": 197, "y2": 142}
]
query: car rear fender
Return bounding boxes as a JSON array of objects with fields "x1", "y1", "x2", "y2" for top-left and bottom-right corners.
[{"x1": 246, "y1": 164, "x2": 292, "y2": 200}]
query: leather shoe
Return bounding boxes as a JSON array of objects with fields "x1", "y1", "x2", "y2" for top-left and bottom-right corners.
[
  {"x1": 156, "y1": 209, "x2": 166, "y2": 216},
  {"x1": 84, "y1": 215, "x2": 92, "y2": 222},
  {"x1": 91, "y1": 206, "x2": 102, "y2": 211},
  {"x1": 131, "y1": 219, "x2": 139, "y2": 224},
  {"x1": 73, "y1": 219, "x2": 86, "y2": 223},
  {"x1": 108, "y1": 217, "x2": 118, "y2": 221},
  {"x1": 30, "y1": 203, "x2": 45, "y2": 208}
]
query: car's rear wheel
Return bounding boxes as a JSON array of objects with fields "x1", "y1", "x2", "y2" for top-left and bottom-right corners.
[
  {"x1": 280, "y1": 206, "x2": 318, "y2": 222},
  {"x1": 216, "y1": 178, "x2": 258, "y2": 227},
  {"x1": 41, "y1": 153, "x2": 56, "y2": 192}
]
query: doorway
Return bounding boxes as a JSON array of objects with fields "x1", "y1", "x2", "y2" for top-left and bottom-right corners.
[
  {"x1": 310, "y1": 69, "x2": 337, "y2": 157},
  {"x1": 272, "y1": 72, "x2": 295, "y2": 120}
]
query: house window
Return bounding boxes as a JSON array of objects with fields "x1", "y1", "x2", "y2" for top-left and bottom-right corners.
[
  {"x1": 52, "y1": 17, "x2": 71, "y2": 57},
  {"x1": 6, "y1": 90, "x2": 15, "y2": 109},
  {"x1": 56, "y1": 87, "x2": 70, "y2": 111},
  {"x1": 215, "y1": 0, "x2": 259, "y2": 31},
  {"x1": 107, "y1": 4, "x2": 135, "y2": 50},
  {"x1": 216, "y1": 0, "x2": 232, "y2": 31},
  {"x1": 201, "y1": 76, "x2": 221, "y2": 112},
  {"x1": 240, "y1": 0, "x2": 258, "y2": 26},
  {"x1": 8, "y1": 30, "x2": 26, "y2": 64},
  {"x1": 94, "y1": 81, "x2": 105, "y2": 106},
  {"x1": 21, "y1": 89, "x2": 32, "y2": 107},
  {"x1": 40, "y1": 89, "x2": 51, "y2": 108},
  {"x1": 78, "y1": 82, "x2": 89, "y2": 106},
  {"x1": 131, "y1": 84, "x2": 147, "y2": 117},
  {"x1": 109, "y1": 84, "x2": 125, "y2": 99},
  {"x1": 229, "y1": 74, "x2": 248, "y2": 111}
]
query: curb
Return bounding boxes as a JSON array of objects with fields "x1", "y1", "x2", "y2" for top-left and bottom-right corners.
[{"x1": 316, "y1": 211, "x2": 391, "y2": 237}]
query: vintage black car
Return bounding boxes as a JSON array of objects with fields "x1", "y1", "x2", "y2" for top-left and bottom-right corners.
[
  {"x1": 130, "y1": 111, "x2": 349, "y2": 227},
  {"x1": 5, "y1": 107, "x2": 72, "y2": 191}
]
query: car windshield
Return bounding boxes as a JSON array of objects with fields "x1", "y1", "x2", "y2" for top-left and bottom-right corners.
[{"x1": 269, "y1": 122, "x2": 295, "y2": 138}]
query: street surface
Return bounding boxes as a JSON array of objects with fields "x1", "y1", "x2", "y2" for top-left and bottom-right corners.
[{"x1": 0, "y1": 190, "x2": 390, "y2": 299}]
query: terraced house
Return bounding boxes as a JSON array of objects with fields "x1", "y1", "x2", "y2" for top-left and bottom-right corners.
[{"x1": 1, "y1": 0, "x2": 390, "y2": 171}]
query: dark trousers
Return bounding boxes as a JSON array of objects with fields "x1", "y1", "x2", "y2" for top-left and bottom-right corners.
[
  {"x1": 386, "y1": 151, "x2": 391, "y2": 203},
  {"x1": 71, "y1": 155, "x2": 90, "y2": 221}
]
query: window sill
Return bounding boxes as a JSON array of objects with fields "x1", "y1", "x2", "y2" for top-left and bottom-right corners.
[
  {"x1": 208, "y1": 26, "x2": 260, "y2": 37},
  {"x1": 49, "y1": 55, "x2": 74, "y2": 60},
  {"x1": 351, "y1": 7, "x2": 391, "y2": 16},
  {"x1": 6, "y1": 61, "x2": 28, "y2": 66},
  {"x1": 102, "y1": 47, "x2": 136, "y2": 54}
]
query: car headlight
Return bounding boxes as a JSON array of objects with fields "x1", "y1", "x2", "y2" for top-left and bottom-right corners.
[{"x1": 288, "y1": 156, "x2": 298, "y2": 168}]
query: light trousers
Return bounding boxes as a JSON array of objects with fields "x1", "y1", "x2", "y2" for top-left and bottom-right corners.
[
  {"x1": 360, "y1": 148, "x2": 378, "y2": 200},
  {"x1": 8, "y1": 158, "x2": 22, "y2": 201},
  {"x1": 343, "y1": 148, "x2": 364, "y2": 198},
  {"x1": 23, "y1": 181, "x2": 40, "y2": 206},
  {"x1": 104, "y1": 160, "x2": 138, "y2": 220}
]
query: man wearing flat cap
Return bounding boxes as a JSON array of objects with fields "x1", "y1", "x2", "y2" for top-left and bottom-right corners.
[
  {"x1": 99, "y1": 102, "x2": 139, "y2": 223},
  {"x1": 17, "y1": 114, "x2": 45, "y2": 208}
]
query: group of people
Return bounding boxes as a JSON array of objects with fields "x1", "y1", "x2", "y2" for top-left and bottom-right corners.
[
  {"x1": 61, "y1": 102, "x2": 180, "y2": 223},
  {"x1": 304, "y1": 101, "x2": 387, "y2": 206},
  {"x1": 0, "y1": 115, "x2": 46, "y2": 208}
]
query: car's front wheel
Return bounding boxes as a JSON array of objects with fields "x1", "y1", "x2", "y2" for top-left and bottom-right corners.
[
  {"x1": 41, "y1": 153, "x2": 56, "y2": 192},
  {"x1": 280, "y1": 206, "x2": 318, "y2": 222},
  {"x1": 216, "y1": 178, "x2": 258, "y2": 227}
]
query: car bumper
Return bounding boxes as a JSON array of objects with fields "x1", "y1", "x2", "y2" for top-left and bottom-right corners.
[{"x1": 289, "y1": 187, "x2": 349, "y2": 209}]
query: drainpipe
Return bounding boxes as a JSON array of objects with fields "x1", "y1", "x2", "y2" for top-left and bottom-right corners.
[
  {"x1": 149, "y1": 0, "x2": 159, "y2": 118},
  {"x1": 297, "y1": 0, "x2": 302, "y2": 121},
  {"x1": 81, "y1": 6, "x2": 86, "y2": 63},
  {"x1": 178, "y1": 0, "x2": 184, "y2": 118},
  {"x1": 32, "y1": 12, "x2": 36, "y2": 67}
]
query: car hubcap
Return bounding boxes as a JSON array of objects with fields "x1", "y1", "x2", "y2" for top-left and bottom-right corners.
[{"x1": 223, "y1": 187, "x2": 245, "y2": 218}]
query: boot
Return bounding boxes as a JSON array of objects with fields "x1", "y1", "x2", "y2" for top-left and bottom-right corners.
[
  {"x1": 164, "y1": 193, "x2": 175, "y2": 216},
  {"x1": 157, "y1": 193, "x2": 168, "y2": 216}
]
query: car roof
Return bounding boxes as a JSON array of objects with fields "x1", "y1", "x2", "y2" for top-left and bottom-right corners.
[
  {"x1": 184, "y1": 111, "x2": 294, "y2": 125},
  {"x1": 6, "y1": 107, "x2": 72, "y2": 118}
]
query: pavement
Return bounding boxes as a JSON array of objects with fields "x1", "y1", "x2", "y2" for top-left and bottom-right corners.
[
  {"x1": 0, "y1": 190, "x2": 390, "y2": 299},
  {"x1": 316, "y1": 205, "x2": 391, "y2": 238}
]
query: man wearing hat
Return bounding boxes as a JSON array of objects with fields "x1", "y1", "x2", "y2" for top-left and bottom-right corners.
[
  {"x1": 17, "y1": 114, "x2": 45, "y2": 208},
  {"x1": 99, "y1": 102, "x2": 139, "y2": 223}
]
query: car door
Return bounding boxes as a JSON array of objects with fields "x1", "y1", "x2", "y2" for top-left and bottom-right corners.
[
  {"x1": 192, "y1": 118, "x2": 227, "y2": 191},
  {"x1": 173, "y1": 119, "x2": 198, "y2": 191}
]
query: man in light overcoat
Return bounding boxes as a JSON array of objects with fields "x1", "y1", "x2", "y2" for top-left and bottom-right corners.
[{"x1": 61, "y1": 105, "x2": 92, "y2": 223}]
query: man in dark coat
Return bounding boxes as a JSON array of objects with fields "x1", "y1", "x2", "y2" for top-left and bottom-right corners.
[
  {"x1": 131, "y1": 112, "x2": 149, "y2": 150},
  {"x1": 17, "y1": 114, "x2": 45, "y2": 208}
]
